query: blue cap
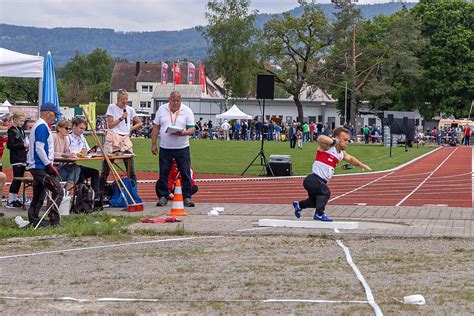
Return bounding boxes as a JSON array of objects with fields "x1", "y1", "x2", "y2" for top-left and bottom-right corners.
[{"x1": 41, "y1": 102, "x2": 61, "y2": 116}]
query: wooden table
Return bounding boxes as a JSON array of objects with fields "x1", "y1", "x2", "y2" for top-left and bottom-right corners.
[{"x1": 54, "y1": 154, "x2": 135, "y2": 178}]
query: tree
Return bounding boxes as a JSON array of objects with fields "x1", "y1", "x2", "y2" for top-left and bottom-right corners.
[
  {"x1": 259, "y1": 0, "x2": 332, "y2": 123},
  {"x1": 413, "y1": 0, "x2": 474, "y2": 118},
  {"x1": 0, "y1": 77, "x2": 39, "y2": 103},
  {"x1": 60, "y1": 49, "x2": 113, "y2": 103},
  {"x1": 201, "y1": 0, "x2": 259, "y2": 103},
  {"x1": 358, "y1": 8, "x2": 426, "y2": 113}
]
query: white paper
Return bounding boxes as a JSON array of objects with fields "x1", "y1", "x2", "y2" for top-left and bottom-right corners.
[{"x1": 166, "y1": 126, "x2": 184, "y2": 134}]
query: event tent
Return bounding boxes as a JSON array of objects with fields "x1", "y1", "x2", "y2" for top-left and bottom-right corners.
[
  {"x1": 0, "y1": 48, "x2": 44, "y2": 107},
  {"x1": 0, "y1": 48, "x2": 44, "y2": 78},
  {"x1": 216, "y1": 104, "x2": 252, "y2": 120}
]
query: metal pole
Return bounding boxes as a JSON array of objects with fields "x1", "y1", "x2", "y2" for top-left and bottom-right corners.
[{"x1": 344, "y1": 81, "x2": 348, "y2": 123}]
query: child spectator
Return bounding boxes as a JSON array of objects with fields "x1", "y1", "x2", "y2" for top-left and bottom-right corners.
[{"x1": 6, "y1": 112, "x2": 28, "y2": 208}]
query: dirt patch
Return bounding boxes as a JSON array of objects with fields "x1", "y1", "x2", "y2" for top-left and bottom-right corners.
[{"x1": 0, "y1": 235, "x2": 472, "y2": 315}]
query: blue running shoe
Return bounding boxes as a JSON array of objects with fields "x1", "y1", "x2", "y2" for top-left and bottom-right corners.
[
  {"x1": 313, "y1": 212, "x2": 333, "y2": 222},
  {"x1": 293, "y1": 201, "x2": 301, "y2": 219}
]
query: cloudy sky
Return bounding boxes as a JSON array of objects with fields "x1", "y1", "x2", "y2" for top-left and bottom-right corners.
[{"x1": 1, "y1": 0, "x2": 417, "y2": 32}]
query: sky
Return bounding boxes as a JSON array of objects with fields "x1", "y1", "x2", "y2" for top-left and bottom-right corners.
[{"x1": 0, "y1": 0, "x2": 418, "y2": 32}]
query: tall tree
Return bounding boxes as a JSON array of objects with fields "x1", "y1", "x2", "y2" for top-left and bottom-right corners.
[
  {"x1": 0, "y1": 77, "x2": 39, "y2": 103},
  {"x1": 358, "y1": 8, "x2": 426, "y2": 113},
  {"x1": 259, "y1": 0, "x2": 332, "y2": 123},
  {"x1": 201, "y1": 0, "x2": 259, "y2": 103},
  {"x1": 60, "y1": 48, "x2": 113, "y2": 103},
  {"x1": 413, "y1": 0, "x2": 474, "y2": 118}
]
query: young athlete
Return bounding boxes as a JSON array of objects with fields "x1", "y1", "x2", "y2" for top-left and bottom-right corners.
[{"x1": 293, "y1": 127, "x2": 371, "y2": 221}]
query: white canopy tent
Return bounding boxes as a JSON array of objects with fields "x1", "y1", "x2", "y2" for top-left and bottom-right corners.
[
  {"x1": 216, "y1": 104, "x2": 252, "y2": 120},
  {"x1": 2, "y1": 100, "x2": 12, "y2": 107},
  {"x1": 0, "y1": 48, "x2": 44, "y2": 107}
]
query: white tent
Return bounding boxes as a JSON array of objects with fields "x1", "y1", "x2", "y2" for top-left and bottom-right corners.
[
  {"x1": 0, "y1": 48, "x2": 44, "y2": 110},
  {"x1": 2, "y1": 100, "x2": 12, "y2": 107},
  {"x1": 216, "y1": 104, "x2": 252, "y2": 120}
]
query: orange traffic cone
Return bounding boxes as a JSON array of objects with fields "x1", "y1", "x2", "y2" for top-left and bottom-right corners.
[{"x1": 167, "y1": 179, "x2": 189, "y2": 216}]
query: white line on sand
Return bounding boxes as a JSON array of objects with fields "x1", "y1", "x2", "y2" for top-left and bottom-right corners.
[
  {"x1": 336, "y1": 240, "x2": 383, "y2": 316},
  {"x1": 395, "y1": 147, "x2": 458, "y2": 206},
  {"x1": 0, "y1": 236, "x2": 223, "y2": 260}
]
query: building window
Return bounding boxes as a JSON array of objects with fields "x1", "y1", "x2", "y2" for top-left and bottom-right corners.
[
  {"x1": 127, "y1": 101, "x2": 133, "y2": 107},
  {"x1": 140, "y1": 101, "x2": 151, "y2": 108},
  {"x1": 142, "y1": 85, "x2": 153, "y2": 93},
  {"x1": 368, "y1": 118, "x2": 376, "y2": 127}
]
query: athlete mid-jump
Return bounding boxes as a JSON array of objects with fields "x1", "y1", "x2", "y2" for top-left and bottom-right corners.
[{"x1": 293, "y1": 127, "x2": 371, "y2": 221}]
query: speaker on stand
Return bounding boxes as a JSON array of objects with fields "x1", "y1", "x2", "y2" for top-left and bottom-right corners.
[{"x1": 241, "y1": 74, "x2": 275, "y2": 176}]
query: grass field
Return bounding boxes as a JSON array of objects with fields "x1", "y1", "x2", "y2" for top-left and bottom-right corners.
[{"x1": 1, "y1": 138, "x2": 436, "y2": 176}]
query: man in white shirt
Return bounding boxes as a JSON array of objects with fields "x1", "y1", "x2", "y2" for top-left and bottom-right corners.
[
  {"x1": 68, "y1": 117, "x2": 101, "y2": 201},
  {"x1": 221, "y1": 119, "x2": 230, "y2": 140},
  {"x1": 100, "y1": 89, "x2": 142, "y2": 188},
  {"x1": 151, "y1": 91, "x2": 196, "y2": 207}
]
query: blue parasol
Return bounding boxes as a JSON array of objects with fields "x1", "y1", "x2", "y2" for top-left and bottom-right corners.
[{"x1": 41, "y1": 51, "x2": 61, "y2": 119}]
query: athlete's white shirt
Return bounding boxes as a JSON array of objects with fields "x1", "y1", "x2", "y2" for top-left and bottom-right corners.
[{"x1": 312, "y1": 146, "x2": 345, "y2": 181}]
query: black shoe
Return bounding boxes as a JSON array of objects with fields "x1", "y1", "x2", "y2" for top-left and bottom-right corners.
[
  {"x1": 184, "y1": 198, "x2": 195, "y2": 207},
  {"x1": 50, "y1": 222, "x2": 61, "y2": 228},
  {"x1": 156, "y1": 196, "x2": 168, "y2": 207}
]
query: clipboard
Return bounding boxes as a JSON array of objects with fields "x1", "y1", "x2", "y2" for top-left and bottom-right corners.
[{"x1": 165, "y1": 126, "x2": 184, "y2": 134}]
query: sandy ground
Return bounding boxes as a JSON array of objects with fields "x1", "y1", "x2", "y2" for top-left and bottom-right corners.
[{"x1": 0, "y1": 234, "x2": 473, "y2": 315}]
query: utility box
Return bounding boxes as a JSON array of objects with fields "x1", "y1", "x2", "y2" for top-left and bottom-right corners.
[{"x1": 267, "y1": 155, "x2": 292, "y2": 176}]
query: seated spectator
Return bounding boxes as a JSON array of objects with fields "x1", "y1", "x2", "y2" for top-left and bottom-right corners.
[
  {"x1": 68, "y1": 117, "x2": 101, "y2": 202},
  {"x1": 53, "y1": 120, "x2": 81, "y2": 191}
]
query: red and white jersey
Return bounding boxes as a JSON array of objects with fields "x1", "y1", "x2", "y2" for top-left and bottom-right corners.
[{"x1": 312, "y1": 146, "x2": 345, "y2": 181}]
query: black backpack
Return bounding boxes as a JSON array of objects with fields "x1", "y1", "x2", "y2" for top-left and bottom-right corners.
[{"x1": 73, "y1": 183, "x2": 95, "y2": 214}]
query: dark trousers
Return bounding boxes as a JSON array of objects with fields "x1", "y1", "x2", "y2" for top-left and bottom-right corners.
[
  {"x1": 79, "y1": 166, "x2": 100, "y2": 194},
  {"x1": 28, "y1": 169, "x2": 63, "y2": 225},
  {"x1": 100, "y1": 155, "x2": 136, "y2": 189},
  {"x1": 299, "y1": 173, "x2": 331, "y2": 215},
  {"x1": 290, "y1": 136, "x2": 297, "y2": 148},
  {"x1": 158, "y1": 147, "x2": 192, "y2": 199},
  {"x1": 9, "y1": 164, "x2": 26, "y2": 194}
]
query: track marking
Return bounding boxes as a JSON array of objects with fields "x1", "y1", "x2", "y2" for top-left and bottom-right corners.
[
  {"x1": 0, "y1": 296, "x2": 368, "y2": 305},
  {"x1": 0, "y1": 236, "x2": 222, "y2": 260},
  {"x1": 395, "y1": 148, "x2": 459, "y2": 206},
  {"x1": 329, "y1": 171, "x2": 395, "y2": 202},
  {"x1": 336, "y1": 240, "x2": 383, "y2": 316}
]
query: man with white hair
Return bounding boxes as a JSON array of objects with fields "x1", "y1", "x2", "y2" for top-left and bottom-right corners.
[{"x1": 221, "y1": 119, "x2": 231, "y2": 140}]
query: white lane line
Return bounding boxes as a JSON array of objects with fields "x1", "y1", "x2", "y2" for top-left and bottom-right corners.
[
  {"x1": 0, "y1": 296, "x2": 368, "y2": 305},
  {"x1": 0, "y1": 236, "x2": 223, "y2": 260},
  {"x1": 329, "y1": 171, "x2": 395, "y2": 202},
  {"x1": 336, "y1": 240, "x2": 383, "y2": 316},
  {"x1": 395, "y1": 148, "x2": 458, "y2": 206}
]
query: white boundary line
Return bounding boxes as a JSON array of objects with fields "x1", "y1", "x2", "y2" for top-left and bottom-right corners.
[
  {"x1": 329, "y1": 171, "x2": 395, "y2": 202},
  {"x1": 0, "y1": 296, "x2": 368, "y2": 305},
  {"x1": 395, "y1": 147, "x2": 458, "y2": 206},
  {"x1": 336, "y1": 240, "x2": 383, "y2": 316},
  {"x1": 0, "y1": 236, "x2": 222, "y2": 260}
]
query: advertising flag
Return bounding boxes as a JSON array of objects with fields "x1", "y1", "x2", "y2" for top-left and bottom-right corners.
[
  {"x1": 173, "y1": 62, "x2": 181, "y2": 84},
  {"x1": 187, "y1": 62, "x2": 196, "y2": 84},
  {"x1": 161, "y1": 62, "x2": 168, "y2": 84},
  {"x1": 199, "y1": 64, "x2": 206, "y2": 93}
]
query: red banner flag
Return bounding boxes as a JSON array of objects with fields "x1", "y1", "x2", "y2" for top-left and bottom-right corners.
[
  {"x1": 173, "y1": 62, "x2": 181, "y2": 84},
  {"x1": 199, "y1": 64, "x2": 206, "y2": 93},
  {"x1": 161, "y1": 62, "x2": 168, "y2": 84},
  {"x1": 187, "y1": 62, "x2": 196, "y2": 84}
]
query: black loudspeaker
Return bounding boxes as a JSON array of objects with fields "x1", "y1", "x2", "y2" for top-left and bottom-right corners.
[
  {"x1": 256, "y1": 74, "x2": 275, "y2": 100},
  {"x1": 267, "y1": 162, "x2": 292, "y2": 176}
]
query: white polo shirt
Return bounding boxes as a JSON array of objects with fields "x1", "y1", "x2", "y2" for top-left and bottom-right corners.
[
  {"x1": 106, "y1": 103, "x2": 137, "y2": 135},
  {"x1": 153, "y1": 103, "x2": 195, "y2": 149}
]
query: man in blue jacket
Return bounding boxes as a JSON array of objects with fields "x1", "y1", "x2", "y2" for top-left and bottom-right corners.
[{"x1": 26, "y1": 103, "x2": 63, "y2": 228}]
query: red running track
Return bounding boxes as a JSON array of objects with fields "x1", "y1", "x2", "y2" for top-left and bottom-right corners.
[{"x1": 4, "y1": 146, "x2": 471, "y2": 208}]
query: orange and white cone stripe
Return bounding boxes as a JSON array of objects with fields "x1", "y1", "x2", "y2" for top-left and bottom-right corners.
[{"x1": 167, "y1": 179, "x2": 188, "y2": 216}]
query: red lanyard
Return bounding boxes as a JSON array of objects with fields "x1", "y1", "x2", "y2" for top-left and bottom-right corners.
[{"x1": 169, "y1": 108, "x2": 179, "y2": 126}]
